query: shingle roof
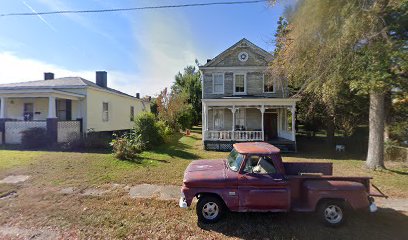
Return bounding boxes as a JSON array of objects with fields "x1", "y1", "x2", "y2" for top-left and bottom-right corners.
[{"x1": 0, "y1": 77, "x2": 136, "y2": 98}]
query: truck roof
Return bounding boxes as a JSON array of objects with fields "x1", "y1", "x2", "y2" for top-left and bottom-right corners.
[{"x1": 233, "y1": 142, "x2": 281, "y2": 155}]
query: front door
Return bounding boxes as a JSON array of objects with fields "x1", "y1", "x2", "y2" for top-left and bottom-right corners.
[
  {"x1": 238, "y1": 155, "x2": 290, "y2": 211},
  {"x1": 264, "y1": 113, "x2": 277, "y2": 140},
  {"x1": 23, "y1": 103, "x2": 34, "y2": 121}
]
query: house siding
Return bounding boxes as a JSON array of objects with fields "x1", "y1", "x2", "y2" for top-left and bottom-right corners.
[
  {"x1": 208, "y1": 47, "x2": 267, "y2": 67},
  {"x1": 85, "y1": 88, "x2": 149, "y2": 132}
]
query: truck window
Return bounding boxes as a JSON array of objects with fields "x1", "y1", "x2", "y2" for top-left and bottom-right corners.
[
  {"x1": 244, "y1": 156, "x2": 276, "y2": 175},
  {"x1": 227, "y1": 148, "x2": 245, "y2": 172}
]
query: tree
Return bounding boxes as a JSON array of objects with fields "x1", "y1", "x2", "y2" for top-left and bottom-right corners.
[
  {"x1": 172, "y1": 65, "x2": 202, "y2": 125},
  {"x1": 270, "y1": 0, "x2": 407, "y2": 169}
]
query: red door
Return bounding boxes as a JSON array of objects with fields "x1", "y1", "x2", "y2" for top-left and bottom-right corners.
[{"x1": 264, "y1": 113, "x2": 277, "y2": 140}]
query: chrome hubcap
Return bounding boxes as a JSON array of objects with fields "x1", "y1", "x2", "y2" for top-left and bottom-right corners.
[
  {"x1": 324, "y1": 205, "x2": 343, "y2": 224},
  {"x1": 202, "y1": 202, "x2": 219, "y2": 220}
]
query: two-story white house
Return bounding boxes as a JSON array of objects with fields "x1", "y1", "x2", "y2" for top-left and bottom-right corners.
[{"x1": 200, "y1": 38, "x2": 299, "y2": 152}]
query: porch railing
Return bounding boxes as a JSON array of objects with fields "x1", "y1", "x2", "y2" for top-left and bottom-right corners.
[{"x1": 205, "y1": 130, "x2": 263, "y2": 141}]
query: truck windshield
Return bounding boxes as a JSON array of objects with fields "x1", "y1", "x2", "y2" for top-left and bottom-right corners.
[{"x1": 227, "y1": 148, "x2": 244, "y2": 172}]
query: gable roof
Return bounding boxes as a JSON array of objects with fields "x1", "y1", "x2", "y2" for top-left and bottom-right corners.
[
  {"x1": 0, "y1": 77, "x2": 136, "y2": 98},
  {"x1": 202, "y1": 38, "x2": 273, "y2": 67}
]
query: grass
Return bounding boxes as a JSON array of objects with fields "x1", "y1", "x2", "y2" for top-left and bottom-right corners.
[{"x1": 0, "y1": 126, "x2": 407, "y2": 239}]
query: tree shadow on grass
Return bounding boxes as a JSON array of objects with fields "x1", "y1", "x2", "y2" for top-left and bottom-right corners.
[
  {"x1": 198, "y1": 208, "x2": 408, "y2": 240},
  {"x1": 147, "y1": 133, "x2": 200, "y2": 160}
]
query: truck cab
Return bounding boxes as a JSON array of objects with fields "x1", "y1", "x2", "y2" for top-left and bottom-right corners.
[{"x1": 180, "y1": 142, "x2": 382, "y2": 226}]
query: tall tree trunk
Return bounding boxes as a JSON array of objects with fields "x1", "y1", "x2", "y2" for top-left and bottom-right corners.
[
  {"x1": 366, "y1": 91, "x2": 385, "y2": 170},
  {"x1": 383, "y1": 90, "x2": 392, "y2": 141}
]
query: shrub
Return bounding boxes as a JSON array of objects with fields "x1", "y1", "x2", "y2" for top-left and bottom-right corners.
[
  {"x1": 110, "y1": 132, "x2": 145, "y2": 161},
  {"x1": 134, "y1": 112, "x2": 163, "y2": 149},
  {"x1": 177, "y1": 104, "x2": 194, "y2": 131},
  {"x1": 156, "y1": 120, "x2": 173, "y2": 141},
  {"x1": 21, "y1": 127, "x2": 50, "y2": 149}
]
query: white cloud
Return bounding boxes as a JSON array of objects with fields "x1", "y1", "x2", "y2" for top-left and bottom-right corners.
[{"x1": 0, "y1": 52, "x2": 156, "y2": 97}]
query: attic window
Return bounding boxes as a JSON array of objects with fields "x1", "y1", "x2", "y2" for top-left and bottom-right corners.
[{"x1": 238, "y1": 52, "x2": 248, "y2": 62}]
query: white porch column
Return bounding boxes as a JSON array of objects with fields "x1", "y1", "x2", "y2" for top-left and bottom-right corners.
[
  {"x1": 291, "y1": 105, "x2": 296, "y2": 141},
  {"x1": 260, "y1": 105, "x2": 265, "y2": 141},
  {"x1": 48, "y1": 96, "x2": 57, "y2": 118},
  {"x1": 76, "y1": 100, "x2": 83, "y2": 119},
  {"x1": 0, "y1": 97, "x2": 6, "y2": 119},
  {"x1": 230, "y1": 105, "x2": 236, "y2": 140}
]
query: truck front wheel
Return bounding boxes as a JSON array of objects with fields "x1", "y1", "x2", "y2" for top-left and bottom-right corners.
[
  {"x1": 196, "y1": 195, "x2": 225, "y2": 224},
  {"x1": 318, "y1": 200, "x2": 346, "y2": 227}
]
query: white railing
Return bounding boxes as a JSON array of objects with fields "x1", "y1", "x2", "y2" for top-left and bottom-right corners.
[
  {"x1": 58, "y1": 121, "x2": 80, "y2": 143},
  {"x1": 5, "y1": 121, "x2": 47, "y2": 144},
  {"x1": 205, "y1": 130, "x2": 263, "y2": 141}
]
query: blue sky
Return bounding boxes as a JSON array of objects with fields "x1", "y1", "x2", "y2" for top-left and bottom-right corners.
[{"x1": 0, "y1": 0, "x2": 287, "y2": 96}]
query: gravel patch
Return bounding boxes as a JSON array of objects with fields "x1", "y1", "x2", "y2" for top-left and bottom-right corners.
[
  {"x1": 80, "y1": 187, "x2": 110, "y2": 196},
  {"x1": 0, "y1": 226, "x2": 59, "y2": 240},
  {"x1": 377, "y1": 198, "x2": 408, "y2": 212},
  {"x1": 60, "y1": 187, "x2": 76, "y2": 195},
  {"x1": 0, "y1": 175, "x2": 30, "y2": 184},
  {"x1": 129, "y1": 184, "x2": 180, "y2": 201}
]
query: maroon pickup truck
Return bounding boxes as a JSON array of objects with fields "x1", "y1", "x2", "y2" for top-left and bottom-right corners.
[{"x1": 179, "y1": 142, "x2": 385, "y2": 226}]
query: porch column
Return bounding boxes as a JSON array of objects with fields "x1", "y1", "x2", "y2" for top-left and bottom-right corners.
[
  {"x1": 291, "y1": 105, "x2": 296, "y2": 141},
  {"x1": 202, "y1": 103, "x2": 208, "y2": 141},
  {"x1": 0, "y1": 97, "x2": 6, "y2": 119},
  {"x1": 230, "y1": 106, "x2": 236, "y2": 140},
  {"x1": 0, "y1": 97, "x2": 5, "y2": 144},
  {"x1": 260, "y1": 105, "x2": 265, "y2": 141},
  {"x1": 47, "y1": 96, "x2": 58, "y2": 145},
  {"x1": 76, "y1": 100, "x2": 84, "y2": 134},
  {"x1": 48, "y1": 96, "x2": 57, "y2": 118}
]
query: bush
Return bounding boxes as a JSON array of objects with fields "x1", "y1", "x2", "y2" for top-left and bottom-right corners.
[
  {"x1": 110, "y1": 131, "x2": 145, "y2": 161},
  {"x1": 156, "y1": 120, "x2": 173, "y2": 141},
  {"x1": 177, "y1": 104, "x2": 194, "y2": 131},
  {"x1": 21, "y1": 127, "x2": 50, "y2": 149},
  {"x1": 134, "y1": 112, "x2": 163, "y2": 149}
]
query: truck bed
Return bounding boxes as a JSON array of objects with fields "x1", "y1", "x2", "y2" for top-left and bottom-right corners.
[{"x1": 283, "y1": 162, "x2": 333, "y2": 176}]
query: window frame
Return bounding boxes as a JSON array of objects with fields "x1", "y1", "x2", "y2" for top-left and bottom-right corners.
[
  {"x1": 263, "y1": 74, "x2": 275, "y2": 93},
  {"x1": 233, "y1": 73, "x2": 246, "y2": 95},
  {"x1": 102, "y1": 102, "x2": 109, "y2": 122},
  {"x1": 212, "y1": 73, "x2": 224, "y2": 94},
  {"x1": 130, "y1": 106, "x2": 135, "y2": 121},
  {"x1": 235, "y1": 108, "x2": 246, "y2": 130}
]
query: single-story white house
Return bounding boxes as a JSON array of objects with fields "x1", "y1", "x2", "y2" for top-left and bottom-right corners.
[{"x1": 0, "y1": 71, "x2": 150, "y2": 144}]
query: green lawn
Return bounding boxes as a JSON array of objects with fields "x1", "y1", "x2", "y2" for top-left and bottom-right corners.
[{"x1": 0, "y1": 126, "x2": 407, "y2": 239}]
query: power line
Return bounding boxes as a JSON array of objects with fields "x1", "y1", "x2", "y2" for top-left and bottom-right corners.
[{"x1": 0, "y1": 0, "x2": 270, "y2": 17}]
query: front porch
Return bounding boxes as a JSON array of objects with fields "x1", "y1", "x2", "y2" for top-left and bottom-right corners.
[
  {"x1": 202, "y1": 98, "x2": 298, "y2": 152},
  {"x1": 0, "y1": 90, "x2": 85, "y2": 144}
]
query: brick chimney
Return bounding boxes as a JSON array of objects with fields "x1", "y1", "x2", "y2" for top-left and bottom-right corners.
[
  {"x1": 44, "y1": 72, "x2": 54, "y2": 80},
  {"x1": 96, "y1": 71, "x2": 107, "y2": 88}
]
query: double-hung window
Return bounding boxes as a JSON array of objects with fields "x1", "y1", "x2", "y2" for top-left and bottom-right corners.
[
  {"x1": 263, "y1": 74, "x2": 275, "y2": 93},
  {"x1": 102, "y1": 102, "x2": 109, "y2": 122},
  {"x1": 235, "y1": 108, "x2": 245, "y2": 130},
  {"x1": 213, "y1": 109, "x2": 224, "y2": 130},
  {"x1": 130, "y1": 106, "x2": 134, "y2": 121},
  {"x1": 213, "y1": 73, "x2": 224, "y2": 94},
  {"x1": 234, "y1": 74, "x2": 246, "y2": 94}
]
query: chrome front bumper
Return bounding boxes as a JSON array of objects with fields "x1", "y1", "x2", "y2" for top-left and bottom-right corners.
[{"x1": 369, "y1": 202, "x2": 378, "y2": 213}]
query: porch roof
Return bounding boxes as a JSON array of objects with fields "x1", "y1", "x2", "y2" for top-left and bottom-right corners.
[
  {"x1": 0, "y1": 89, "x2": 85, "y2": 100},
  {"x1": 0, "y1": 77, "x2": 135, "y2": 98},
  {"x1": 202, "y1": 97, "x2": 300, "y2": 107}
]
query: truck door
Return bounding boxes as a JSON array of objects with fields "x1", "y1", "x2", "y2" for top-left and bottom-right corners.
[{"x1": 238, "y1": 155, "x2": 290, "y2": 211}]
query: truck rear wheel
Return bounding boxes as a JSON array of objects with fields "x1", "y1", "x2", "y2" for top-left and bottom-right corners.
[
  {"x1": 196, "y1": 195, "x2": 225, "y2": 224},
  {"x1": 318, "y1": 200, "x2": 346, "y2": 227}
]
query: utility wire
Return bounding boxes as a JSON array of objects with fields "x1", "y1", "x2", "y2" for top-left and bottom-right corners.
[{"x1": 0, "y1": 0, "x2": 269, "y2": 17}]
